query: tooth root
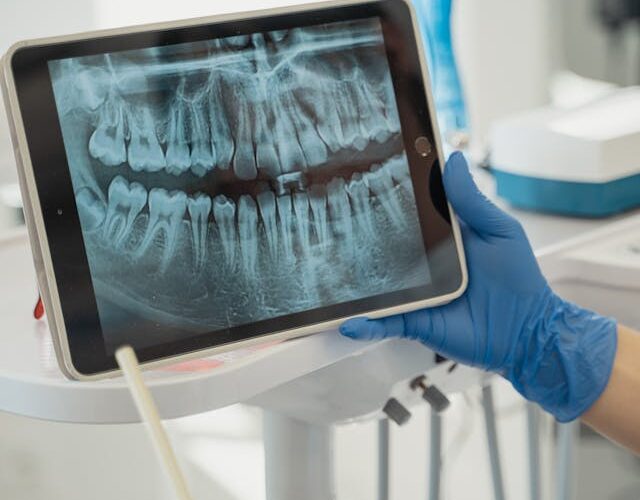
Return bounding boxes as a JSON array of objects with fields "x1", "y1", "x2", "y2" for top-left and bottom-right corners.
[
  {"x1": 165, "y1": 102, "x2": 191, "y2": 176},
  {"x1": 256, "y1": 142, "x2": 280, "y2": 177},
  {"x1": 346, "y1": 172, "x2": 375, "y2": 238},
  {"x1": 366, "y1": 164, "x2": 406, "y2": 227},
  {"x1": 293, "y1": 191, "x2": 311, "y2": 252},
  {"x1": 327, "y1": 177, "x2": 353, "y2": 246},
  {"x1": 232, "y1": 104, "x2": 258, "y2": 180},
  {"x1": 213, "y1": 195, "x2": 237, "y2": 267},
  {"x1": 190, "y1": 102, "x2": 215, "y2": 177},
  {"x1": 209, "y1": 79, "x2": 234, "y2": 169},
  {"x1": 309, "y1": 184, "x2": 330, "y2": 245},
  {"x1": 237, "y1": 195, "x2": 259, "y2": 273},
  {"x1": 276, "y1": 194, "x2": 295, "y2": 261},
  {"x1": 103, "y1": 176, "x2": 147, "y2": 247},
  {"x1": 127, "y1": 107, "x2": 166, "y2": 172},
  {"x1": 76, "y1": 187, "x2": 106, "y2": 232},
  {"x1": 137, "y1": 188, "x2": 187, "y2": 272},
  {"x1": 188, "y1": 193, "x2": 212, "y2": 273},
  {"x1": 89, "y1": 96, "x2": 127, "y2": 166},
  {"x1": 257, "y1": 189, "x2": 278, "y2": 259}
]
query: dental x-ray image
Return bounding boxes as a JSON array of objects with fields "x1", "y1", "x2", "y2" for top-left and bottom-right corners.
[{"x1": 48, "y1": 18, "x2": 431, "y2": 350}]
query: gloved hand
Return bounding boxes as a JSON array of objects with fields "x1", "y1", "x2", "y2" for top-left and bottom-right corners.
[{"x1": 341, "y1": 152, "x2": 617, "y2": 422}]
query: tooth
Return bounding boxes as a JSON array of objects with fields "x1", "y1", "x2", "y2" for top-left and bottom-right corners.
[
  {"x1": 276, "y1": 194, "x2": 295, "y2": 261},
  {"x1": 308, "y1": 184, "x2": 330, "y2": 245},
  {"x1": 232, "y1": 99, "x2": 258, "y2": 180},
  {"x1": 212, "y1": 195, "x2": 237, "y2": 267},
  {"x1": 335, "y1": 84, "x2": 368, "y2": 152},
  {"x1": 272, "y1": 98, "x2": 306, "y2": 174},
  {"x1": 165, "y1": 102, "x2": 191, "y2": 176},
  {"x1": 366, "y1": 164, "x2": 405, "y2": 227},
  {"x1": 385, "y1": 106, "x2": 401, "y2": 135},
  {"x1": 187, "y1": 193, "x2": 212, "y2": 273},
  {"x1": 327, "y1": 177, "x2": 353, "y2": 247},
  {"x1": 387, "y1": 155, "x2": 412, "y2": 188},
  {"x1": 190, "y1": 101, "x2": 216, "y2": 177},
  {"x1": 346, "y1": 172, "x2": 375, "y2": 238},
  {"x1": 355, "y1": 79, "x2": 392, "y2": 144},
  {"x1": 137, "y1": 188, "x2": 187, "y2": 272},
  {"x1": 257, "y1": 188, "x2": 278, "y2": 259},
  {"x1": 286, "y1": 93, "x2": 328, "y2": 168},
  {"x1": 89, "y1": 95, "x2": 127, "y2": 166},
  {"x1": 379, "y1": 75, "x2": 401, "y2": 134},
  {"x1": 254, "y1": 104, "x2": 280, "y2": 177},
  {"x1": 307, "y1": 87, "x2": 345, "y2": 154},
  {"x1": 293, "y1": 191, "x2": 312, "y2": 252},
  {"x1": 127, "y1": 107, "x2": 166, "y2": 172},
  {"x1": 103, "y1": 176, "x2": 147, "y2": 247},
  {"x1": 76, "y1": 187, "x2": 106, "y2": 232},
  {"x1": 237, "y1": 195, "x2": 259, "y2": 273},
  {"x1": 209, "y1": 78, "x2": 234, "y2": 169}
]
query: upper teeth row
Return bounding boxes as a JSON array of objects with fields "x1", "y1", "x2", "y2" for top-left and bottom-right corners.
[{"x1": 88, "y1": 62, "x2": 400, "y2": 181}]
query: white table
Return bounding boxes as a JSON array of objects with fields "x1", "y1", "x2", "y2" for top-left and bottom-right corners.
[{"x1": 0, "y1": 167, "x2": 637, "y2": 500}]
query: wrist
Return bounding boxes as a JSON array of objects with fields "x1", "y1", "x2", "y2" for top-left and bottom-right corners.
[{"x1": 505, "y1": 287, "x2": 618, "y2": 422}]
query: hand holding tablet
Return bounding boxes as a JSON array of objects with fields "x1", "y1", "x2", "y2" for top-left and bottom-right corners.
[{"x1": 2, "y1": 0, "x2": 466, "y2": 378}]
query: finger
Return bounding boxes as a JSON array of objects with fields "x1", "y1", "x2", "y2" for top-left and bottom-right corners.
[
  {"x1": 339, "y1": 315, "x2": 406, "y2": 341},
  {"x1": 443, "y1": 152, "x2": 518, "y2": 237}
]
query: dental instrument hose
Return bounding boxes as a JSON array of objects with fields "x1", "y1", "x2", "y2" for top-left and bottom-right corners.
[{"x1": 116, "y1": 346, "x2": 194, "y2": 500}]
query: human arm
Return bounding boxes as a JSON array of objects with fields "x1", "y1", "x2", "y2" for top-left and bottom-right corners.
[
  {"x1": 341, "y1": 153, "x2": 619, "y2": 427},
  {"x1": 583, "y1": 325, "x2": 640, "y2": 454}
]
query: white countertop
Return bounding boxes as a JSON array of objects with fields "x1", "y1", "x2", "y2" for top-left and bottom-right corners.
[{"x1": 0, "y1": 167, "x2": 636, "y2": 424}]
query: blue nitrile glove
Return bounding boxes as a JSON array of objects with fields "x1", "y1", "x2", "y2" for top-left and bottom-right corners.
[{"x1": 341, "y1": 152, "x2": 617, "y2": 422}]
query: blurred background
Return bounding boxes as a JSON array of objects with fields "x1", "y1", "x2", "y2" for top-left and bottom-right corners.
[{"x1": 0, "y1": 1, "x2": 638, "y2": 499}]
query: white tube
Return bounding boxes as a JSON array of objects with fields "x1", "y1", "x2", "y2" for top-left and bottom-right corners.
[{"x1": 115, "y1": 345, "x2": 193, "y2": 500}]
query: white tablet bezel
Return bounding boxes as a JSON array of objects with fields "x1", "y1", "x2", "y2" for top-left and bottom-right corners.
[{"x1": 1, "y1": 0, "x2": 467, "y2": 380}]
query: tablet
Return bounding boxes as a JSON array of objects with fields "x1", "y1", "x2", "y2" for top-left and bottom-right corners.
[{"x1": 2, "y1": 0, "x2": 467, "y2": 379}]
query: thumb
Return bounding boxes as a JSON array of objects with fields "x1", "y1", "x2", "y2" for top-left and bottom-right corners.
[
  {"x1": 340, "y1": 315, "x2": 407, "y2": 341},
  {"x1": 443, "y1": 152, "x2": 518, "y2": 237}
]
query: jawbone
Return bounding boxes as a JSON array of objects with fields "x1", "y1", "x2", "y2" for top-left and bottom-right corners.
[{"x1": 51, "y1": 23, "x2": 432, "y2": 338}]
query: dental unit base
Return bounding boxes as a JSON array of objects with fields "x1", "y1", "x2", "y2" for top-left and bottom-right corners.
[{"x1": 490, "y1": 87, "x2": 640, "y2": 217}]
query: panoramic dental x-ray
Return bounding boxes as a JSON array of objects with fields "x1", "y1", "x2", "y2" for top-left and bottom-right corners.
[{"x1": 48, "y1": 18, "x2": 431, "y2": 348}]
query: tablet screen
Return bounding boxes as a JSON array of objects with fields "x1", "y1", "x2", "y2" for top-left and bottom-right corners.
[{"x1": 48, "y1": 17, "x2": 431, "y2": 352}]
